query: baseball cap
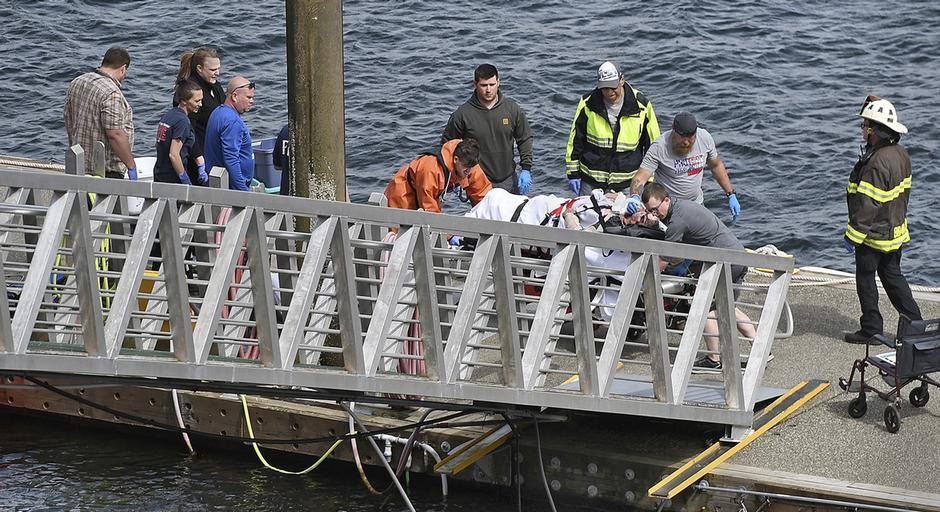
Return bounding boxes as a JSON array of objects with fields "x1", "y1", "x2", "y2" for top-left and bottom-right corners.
[
  {"x1": 596, "y1": 61, "x2": 621, "y2": 89},
  {"x1": 672, "y1": 112, "x2": 697, "y2": 137}
]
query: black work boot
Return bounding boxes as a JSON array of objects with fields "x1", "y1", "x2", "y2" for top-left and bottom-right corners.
[{"x1": 843, "y1": 330, "x2": 880, "y2": 345}]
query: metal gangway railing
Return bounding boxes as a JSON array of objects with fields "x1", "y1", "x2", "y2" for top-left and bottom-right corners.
[{"x1": 0, "y1": 151, "x2": 793, "y2": 436}]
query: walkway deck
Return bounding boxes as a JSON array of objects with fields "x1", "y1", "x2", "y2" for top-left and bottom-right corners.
[{"x1": 716, "y1": 272, "x2": 940, "y2": 498}]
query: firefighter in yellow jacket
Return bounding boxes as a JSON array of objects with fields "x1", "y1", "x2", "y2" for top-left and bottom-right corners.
[
  {"x1": 564, "y1": 61, "x2": 660, "y2": 195},
  {"x1": 843, "y1": 96, "x2": 922, "y2": 344}
]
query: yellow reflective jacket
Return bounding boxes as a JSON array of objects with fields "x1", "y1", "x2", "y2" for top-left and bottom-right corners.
[
  {"x1": 565, "y1": 85, "x2": 660, "y2": 191},
  {"x1": 845, "y1": 142, "x2": 912, "y2": 252}
]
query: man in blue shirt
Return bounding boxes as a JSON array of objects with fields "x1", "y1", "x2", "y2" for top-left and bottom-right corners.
[{"x1": 204, "y1": 76, "x2": 255, "y2": 191}]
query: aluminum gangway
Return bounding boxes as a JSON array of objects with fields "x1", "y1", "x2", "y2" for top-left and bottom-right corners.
[{"x1": 0, "y1": 157, "x2": 793, "y2": 436}]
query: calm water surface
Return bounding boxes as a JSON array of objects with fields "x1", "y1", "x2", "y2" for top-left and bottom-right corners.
[{"x1": 0, "y1": 0, "x2": 938, "y2": 508}]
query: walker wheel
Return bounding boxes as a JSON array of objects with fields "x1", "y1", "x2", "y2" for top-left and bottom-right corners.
[
  {"x1": 848, "y1": 396, "x2": 867, "y2": 418},
  {"x1": 883, "y1": 404, "x2": 901, "y2": 433},
  {"x1": 909, "y1": 386, "x2": 930, "y2": 408}
]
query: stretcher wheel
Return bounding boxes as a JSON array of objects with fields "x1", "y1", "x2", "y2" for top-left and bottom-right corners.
[
  {"x1": 883, "y1": 405, "x2": 901, "y2": 433},
  {"x1": 909, "y1": 386, "x2": 930, "y2": 408},
  {"x1": 848, "y1": 396, "x2": 867, "y2": 418}
]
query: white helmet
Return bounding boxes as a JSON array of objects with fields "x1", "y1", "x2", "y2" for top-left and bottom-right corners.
[{"x1": 859, "y1": 98, "x2": 908, "y2": 134}]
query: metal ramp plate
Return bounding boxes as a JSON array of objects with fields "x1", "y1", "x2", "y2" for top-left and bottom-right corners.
[
  {"x1": 647, "y1": 379, "x2": 829, "y2": 499},
  {"x1": 434, "y1": 423, "x2": 515, "y2": 476},
  {"x1": 557, "y1": 372, "x2": 789, "y2": 406}
]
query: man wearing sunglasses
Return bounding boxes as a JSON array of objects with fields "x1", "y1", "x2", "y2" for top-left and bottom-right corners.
[
  {"x1": 204, "y1": 76, "x2": 256, "y2": 191},
  {"x1": 639, "y1": 182, "x2": 758, "y2": 373}
]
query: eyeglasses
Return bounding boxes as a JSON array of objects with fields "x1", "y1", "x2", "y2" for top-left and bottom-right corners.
[
  {"x1": 234, "y1": 81, "x2": 256, "y2": 92},
  {"x1": 646, "y1": 200, "x2": 665, "y2": 217}
]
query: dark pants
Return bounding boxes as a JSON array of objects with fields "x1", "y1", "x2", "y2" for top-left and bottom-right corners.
[
  {"x1": 855, "y1": 244, "x2": 922, "y2": 336},
  {"x1": 489, "y1": 171, "x2": 519, "y2": 194}
]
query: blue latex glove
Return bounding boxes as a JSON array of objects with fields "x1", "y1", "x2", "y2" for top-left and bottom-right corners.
[
  {"x1": 177, "y1": 171, "x2": 192, "y2": 185},
  {"x1": 126, "y1": 167, "x2": 138, "y2": 181},
  {"x1": 626, "y1": 194, "x2": 644, "y2": 214},
  {"x1": 728, "y1": 193, "x2": 741, "y2": 218},
  {"x1": 567, "y1": 178, "x2": 581, "y2": 195},
  {"x1": 197, "y1": 164, "x2": 209, "y2": 185},
  {"x1": 517, "y1": 169, "x2": 532, "y2": 195},
  {"x1": 449, "y1": 235, "x2": 463, "y2": 247},
  {"x1": 842, "y1": 237, "x2": 855, "y2": 254}
]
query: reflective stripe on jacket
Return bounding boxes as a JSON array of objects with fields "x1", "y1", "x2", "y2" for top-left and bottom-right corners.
[
  {"x1": 845, "y1": 142, "x2": 912, "y2": 252},
  {"x1": 564, "y1": 85, "x2": 660, "y2": 191}
]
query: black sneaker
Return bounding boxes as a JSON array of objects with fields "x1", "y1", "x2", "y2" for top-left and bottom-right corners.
[
  {"x1": 692, "y1": 356, "x2": 722, "y2": 374},
  {"x1": 843, "y1": 331, "x2": 880, "y2": 345}
]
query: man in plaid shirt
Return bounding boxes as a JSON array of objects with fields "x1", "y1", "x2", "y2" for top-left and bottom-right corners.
[{"x1": 64, "y1": 47, "x2": 137, "y2": 179}]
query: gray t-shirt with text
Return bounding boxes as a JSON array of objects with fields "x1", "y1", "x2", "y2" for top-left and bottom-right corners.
[{"x1": 640, "y1": 128, "x2": 718, "y2": 203}]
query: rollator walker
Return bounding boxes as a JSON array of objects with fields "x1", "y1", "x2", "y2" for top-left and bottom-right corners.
[{"x1": 839, "y1": 315, "x2": 940, "y2": 433}]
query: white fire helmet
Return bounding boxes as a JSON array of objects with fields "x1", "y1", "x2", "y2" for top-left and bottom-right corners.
[{"x1": 859, "y1": 98, "x2": 908, "y2": 134}]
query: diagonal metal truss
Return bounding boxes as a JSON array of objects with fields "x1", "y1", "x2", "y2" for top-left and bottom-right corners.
[{"x1": 0, "y1": 156, "x2": 794, "y2": 432}]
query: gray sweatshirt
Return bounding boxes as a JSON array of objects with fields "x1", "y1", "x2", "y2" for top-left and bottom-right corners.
[{"x1": 442, "y1": 91, "x2": 534, "y2": 183}]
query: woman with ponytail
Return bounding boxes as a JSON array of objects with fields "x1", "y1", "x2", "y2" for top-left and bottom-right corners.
[{"x1": 177, "y1": 48, "x2": 224, "y2": 163}]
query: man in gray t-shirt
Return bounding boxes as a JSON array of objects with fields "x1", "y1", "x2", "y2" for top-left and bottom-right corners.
[{"x1": 627, "y1": 112, "x2": 740, "y2": 219}]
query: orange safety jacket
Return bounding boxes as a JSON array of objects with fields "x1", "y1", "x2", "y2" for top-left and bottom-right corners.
[{"x1": 384, "y1": 139, "x2": 491, "y2": 213}]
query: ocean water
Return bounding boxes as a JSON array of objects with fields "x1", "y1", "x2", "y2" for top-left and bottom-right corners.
[
  {"x1": 0, "y1": 0, "x2": 938, "y2": 286},
  {"x1": 0, "y1": 1, "x2": 938, "y2": 509}
]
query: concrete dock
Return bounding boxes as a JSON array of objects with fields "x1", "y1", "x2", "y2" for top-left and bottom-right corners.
[{"x1": 704, "y1": 271, "x2": 940, "y2": 509}]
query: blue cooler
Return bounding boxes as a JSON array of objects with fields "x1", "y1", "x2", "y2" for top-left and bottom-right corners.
[{"x1": 252, "y1": 137, "x2": 281, "y2": 188}]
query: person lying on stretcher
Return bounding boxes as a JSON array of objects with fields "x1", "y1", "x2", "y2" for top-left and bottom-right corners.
[{"x1": 457, "y1": 188, "x2": 664, "y2": 321}]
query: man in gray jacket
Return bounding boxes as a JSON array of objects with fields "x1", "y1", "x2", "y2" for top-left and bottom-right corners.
[
  {"x1": 442, "y1": 64, "x2": 534, "y2": 195},
  {"x1": 640, "y1": 182, "x2": 759, "y2": 373}
]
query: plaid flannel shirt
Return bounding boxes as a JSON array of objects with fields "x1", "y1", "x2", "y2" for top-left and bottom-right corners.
[{"x1": 64, "y1": 70, "x2": 134, "y2": 178}]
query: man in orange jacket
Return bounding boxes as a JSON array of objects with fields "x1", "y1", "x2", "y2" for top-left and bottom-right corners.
[{"x1": 384, "y1": 138, "x2": 491, "y2": 213}]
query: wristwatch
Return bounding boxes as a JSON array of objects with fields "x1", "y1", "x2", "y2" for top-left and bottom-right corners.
[{"x1": 726, "y1": 189, "x2": 736, "y2": 197}]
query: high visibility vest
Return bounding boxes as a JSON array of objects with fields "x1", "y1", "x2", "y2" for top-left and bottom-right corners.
[{"x1": 565, "y1": 86, "x2": 660, "y2": 191}]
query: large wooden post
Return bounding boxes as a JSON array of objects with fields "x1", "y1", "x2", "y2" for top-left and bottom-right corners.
[{"x1": 285, "y1": 0, "x2": 347, "y2": 211}]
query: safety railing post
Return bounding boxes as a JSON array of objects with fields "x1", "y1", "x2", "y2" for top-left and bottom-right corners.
[
  {"x1": 65, "y1": 145, "x2": 84, "y2": 176},
  {"x1": 642, "y1": 255, "x2": 675, "y2": 403},
  {"x1": 715, "y1": 263, "x2": 745, "y2": 410},
  {"x1": 157, "y1": 198, "x2": 195, "y2": 362},
  {"x1": 671, "y1": 262, "x2": 721, "y2": 403},
  {"x1": 278, "y1": 217, "x2": 337, "y2": 369},
  {"x1": 410, "y1": 226, "x2": 444, "y2": 382},
  {"x1": 192, "y1": 206, "x2": 251, "y2": 363},
  {"x1": 103, "y1": 198, "x2": 164, "y2": 358},
  {"x1": 521, "y1": 245, "x2": 575, "y2": 391},
  {"x1": 569, "y1": 244, "x2": 599, "y2": 396},
  {"x1": 330, "y1": 217, "x2": 365, "y2": 374},
  {"x1": 443, "y1": 235, "x2": 496, "y2": 383},
  {"x1": 66, "y1": 191, "x2": 106, "y2": 356},
  {"x1": 597, "y1": 254, "x2": 647, "y2": 397},
  {"x1": 11, "y1": 193, "x2": 74, "y2": 353},
  {"x1": 362, "y1": 227, "x2": 419, "y2": 376},
  {"x1": 743, "y1": 270, "x2": 792, "y2": 407},
  {"x1": 491, "y1": 235, "x2": 523, "y2": 388},
  {"x1": 0, "y1": 256, "x2": 12, "y2": 351},
  {"x1": 245, "y1": 207, "x2": 282, "y2": 368}
]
